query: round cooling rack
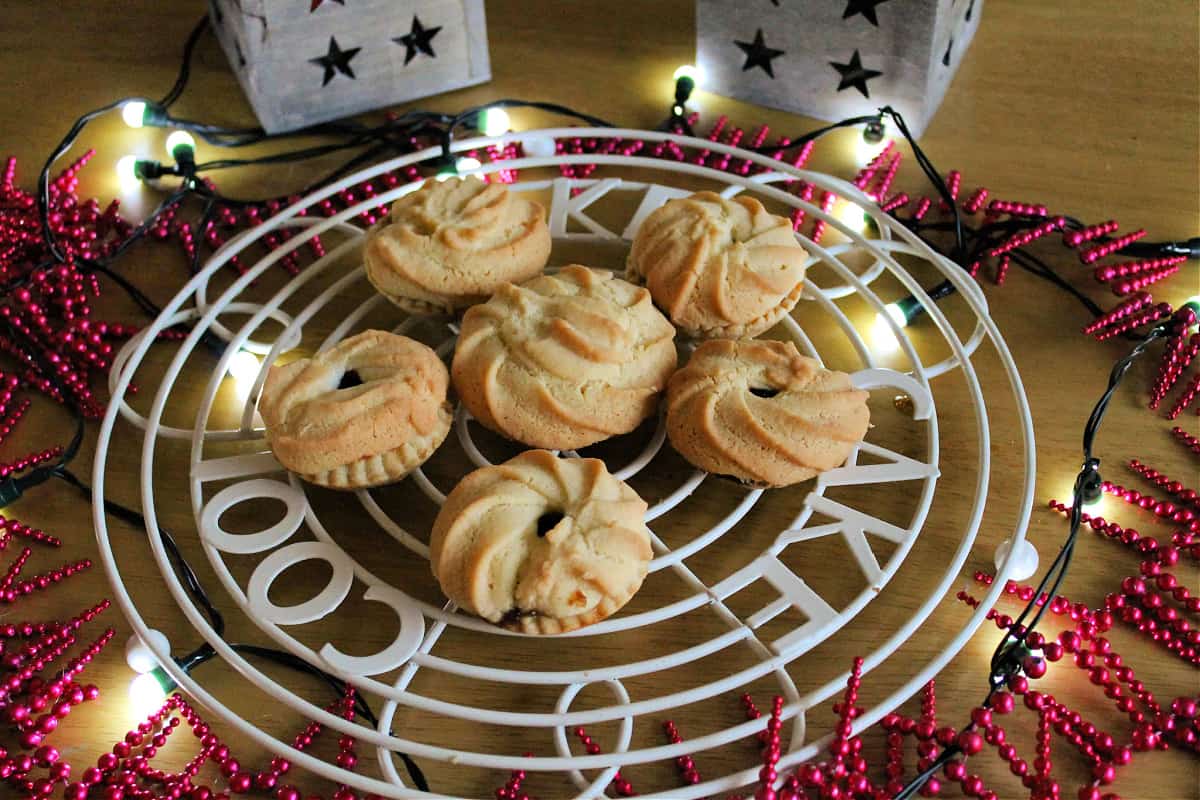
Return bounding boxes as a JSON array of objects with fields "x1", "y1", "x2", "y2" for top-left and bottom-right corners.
[{"x1": 92, "y1": 128, "x2": 1036, "y2": 800}]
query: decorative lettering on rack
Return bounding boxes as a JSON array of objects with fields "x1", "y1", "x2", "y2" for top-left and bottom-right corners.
[
  {"x1": 712, "y1": 396, "x2": 936, "y2": 658},
  {"x1": 748, "y1": 555, "x2": 838, "y2": 657},
  {"x1": 548, "y1": 177, "x2": 622, "y2": 239},
  {"x1": 199, "y1": 477, "x2": 427, "y2": 677}
]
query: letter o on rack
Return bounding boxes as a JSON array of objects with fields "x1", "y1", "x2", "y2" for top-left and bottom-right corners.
[
  {"x1": 200, "y1": 479, "x2": 308, "y2": 554},
  {"x1": 246, "y1": 541, "x2": 355, "y2": 625}
]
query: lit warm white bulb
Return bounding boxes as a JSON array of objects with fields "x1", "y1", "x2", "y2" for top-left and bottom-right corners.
[
  {"x1": 1185, "y1": 296, "x2": 1200, "y2": 333},
  {"x1": 522, "y1": 134, "x2": 557, "y2": 160},
  {"x1": 673, "y1": 64, "x2": 704, "y2": 87},
  {"x1": 122, "y1": 100, "x2": 148, "y2": 128},
  {"x1": 129, "y1": 669, "x2": 173, "y2": 716},
  {"x1": 455, "y1": 156, "x2": 482, "y2": 173},
  {"x1": 165, "y1": 130, "x2": 196, "y2": 158},
  {"x1": 480, "y1": 107, "x2": 510, "y2": 137},
  {"x1": 125, "y1": 629, "x2": 170, "y2": 674},
  {"x1": 833, "y1": 199, "x2": 869, "y2": 234},
  {"x1": 882, "y1": 302, "x2": 909, "y2": 329},
  {"x1": 994, "y1": 537, "x2": 1039, "y2": 582},
  {"x1": 116, "y1": 156, "x2": 141, "y2": 190},
  {"x1": 227, "y1": 350, "x2": 261, "y2": 385}
]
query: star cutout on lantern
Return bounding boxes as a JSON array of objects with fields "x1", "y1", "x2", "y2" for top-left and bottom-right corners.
[
  {"x1": 734, "y1": 29, "x2": 786, "y2": 79},
  {"x1": 310, "y1": 0, "x2": 345, "y2": 10},
  {"x1": 829, "y1": 49, "x2": 883, "y2": 98},
  {"x1": 393, "y1": 15, "x2": 442, "y2": 65},
  {"x1": 841, "y1": 0, "x2": 890, "y2": 26},
  {"x1": 309, "y1": 36, "x2": 361, "y2": 86}
]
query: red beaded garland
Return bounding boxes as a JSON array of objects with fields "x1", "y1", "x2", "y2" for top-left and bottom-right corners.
[
  {"x1": 1111, "y1": 260, "x2": 1186, "y2": 296},
  {"x1": 912, "y1": 196, "x2": 933, "y2": 221},
  {"x1": 995, "y1": 255, "x2": 1011, "y2": 286},
  {"x1": 1166, "y1": 373, "x2": 1200, "y2": 420},
  {"x1": 810, "y1": 190, "x2": 838, "y2": 245},
  {"x1": 1078, "y1": 229, "x2": 1147, "y2": 264},
  {"x1": 1063, "y1": 220, "x2": 1119, "y2": 248},
  {"x1": 1094, "y1": 302, "x2": 1172, "y2": 341},
  {"x1": 988, "y1": 199, "x2": 1049, "y2": 217},
  {"x1": 1148, "y1": 334, "x2": 1200, "y2": 409},
  {"x1": 989, "y1": 217, "x2": 1067, "y2": 258},
  {"x1": 1094, "y1": 254, "x2": 1188, "y2": 286},
  {"x1": 1127, "y1": 458, "x2": 1199, "y2": 509},
  {"x1": 963, "y1": 187, "x2": 989, "y2": 214},
  {"x1": 881, "y1": 192, "x2": 910, "y2": 213},
  {"x1": 1170, "y1": 425, "x2": 1200, "y2": 457}
]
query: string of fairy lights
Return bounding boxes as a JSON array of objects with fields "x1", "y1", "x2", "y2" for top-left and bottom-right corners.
[{"x1": 2, "y1": 14, "x2": 1197, "y2": 799}]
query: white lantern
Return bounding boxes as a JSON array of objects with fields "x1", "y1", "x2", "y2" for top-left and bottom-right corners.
[
  {"x1": 209, "y1": 0, "x2": 492, "y2": 133},
  {"x1": 696, "y1": 0, "x2": 984, "y2": 137}
]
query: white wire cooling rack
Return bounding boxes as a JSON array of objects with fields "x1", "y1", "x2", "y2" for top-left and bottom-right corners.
[{"x1": 92, "y1": 128, "x2": 1036, "y2": 799}]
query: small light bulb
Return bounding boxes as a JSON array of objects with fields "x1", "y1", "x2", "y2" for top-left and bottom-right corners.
[
  {"x1": 116, "y1": 155, "x2": 141, "y2": 190},
  {"x1": 227, "y1": 350, "x2": 260, "y2": 385},
  {"x1": 994, "y1": 538, "x2": 1039, "y2": 582},
  {"x1": 1183, "y1": 296, "x2": 1200, "y2": 333},
  {"x1": 673, "y1": 64, "x2": 704, "y2": 86},
  {"x1": 672, "y1": 104, "x2": 685, "y2": 117},
  {"x1": 122, "y1": 100, "x2": 148, "y2": 129},
  {"x1": 164, "y1": 130, "x2": 196, "y2": 159},
  {"x1": 125, "y1": 629, "x2": 170, "y2": 674},
  {"x1": 480, "y1": 107, "x2": 510, "y2": 137},
  {"x1": 522, "y1": 135, "x2": 557, "y2": 160},
  {"x1": 862, "y1": 119, "x2": 886, "y2": 144},
  {"x1": 129, "y1": 667, "x2": 174, "y2": 716},
  {"x1": 883, "y1": 302, "x2": 909, "y2": 329},
  {"x1": 833, "y1": 199, "x2": 869, "y2": 234},
  {"x1": 455, "y1": 156, "x2": 482, "y2": 173}
]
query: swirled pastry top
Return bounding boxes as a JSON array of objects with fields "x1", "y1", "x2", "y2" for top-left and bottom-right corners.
[
  {"x1": 452, "y1": 265, "x2": 678, "y2": 450},
  {"x1": 364, "y1": 177, "x2": 551, "y2": 313},
  {"x1": 665, "y1": 339, "x2": 870, "y2": 487},
  {"x1": 429, "y1": 449, "x2": 653, "y2": 634},
  {"x1": 259, "y1": 330, "x2": 451, "y2": 488},
  {"x1": 627, "y1": 191, "x2": 808, "y2": 338}
]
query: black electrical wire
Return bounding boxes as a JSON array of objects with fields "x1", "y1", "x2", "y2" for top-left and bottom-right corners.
[
  {"x1": 892, "y1": 321, "x2": 1171, "y2": 800},
  {"x1": 51, "y1": 468, "x2": 431, "y2": 792},
  {"x1": 440, "y1": 99, "x2": 617, "y2": 162},
  {"x1": 158, "y1": 17, "x2": 209, "y2": 109},
  {"x1": 751, "y1": 114, "x2": 882, "y2": 155},
  {"x1": 35, "y1": 101, "x2": 129, "y2": 263}
]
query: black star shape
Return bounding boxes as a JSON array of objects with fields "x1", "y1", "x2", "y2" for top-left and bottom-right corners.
[
  {"x1": 842, "y1": 0, "x2": 891, "y2": 26},
  {"x1": 310, "y1": 0, "x2": 344, "y2": 10},
  {"x1": 830, "y1": 49, "x2": 883, "y2": 98},
  {"x1": 393, "y1": 15, "x2": 442, "y2": 65},
  {"x1": 309, "y1": 37, "x2": 360, "y2": 86},
  {"x1": 734, "y1": 29, "x2": 786, "y2": 79}
]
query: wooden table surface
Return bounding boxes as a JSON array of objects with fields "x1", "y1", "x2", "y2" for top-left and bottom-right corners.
[{"x1": 1, "y1": 1, "x2": 1197, "y2": 798}]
